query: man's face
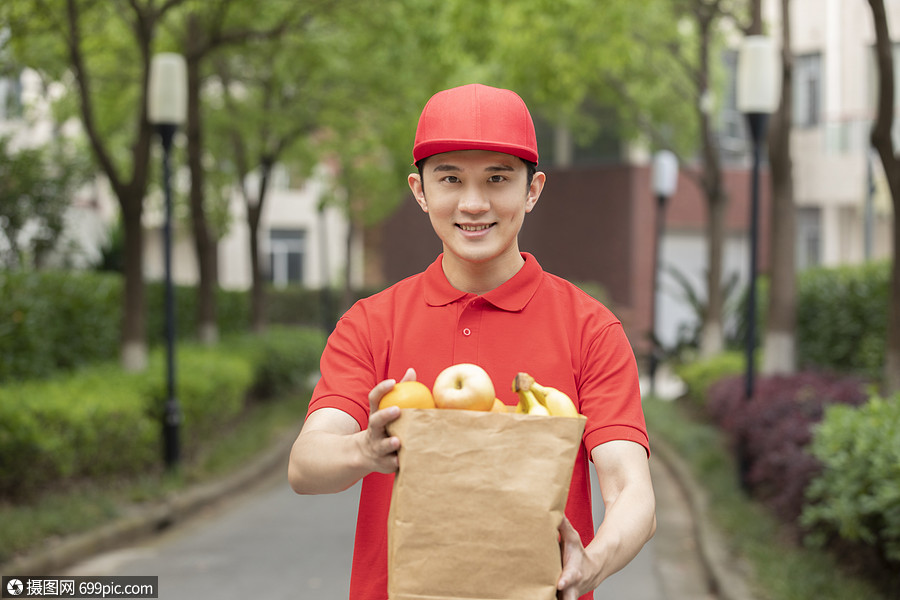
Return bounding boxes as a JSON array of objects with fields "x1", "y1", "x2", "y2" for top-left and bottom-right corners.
[{"x1": 408, "y1": 150, "x2": 545, "y2": 268}]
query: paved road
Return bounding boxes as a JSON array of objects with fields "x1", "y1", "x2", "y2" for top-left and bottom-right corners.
[{"x1": 64, "y1": 448, "x2": 712, "y2": 600}]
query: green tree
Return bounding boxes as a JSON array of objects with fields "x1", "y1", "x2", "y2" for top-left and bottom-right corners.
[
  {"x1": 865, "y1": 0, "x2": 900, "y2": 394},
  {"x1": 164, "y1": 0, "x2": 304, "y2": 343},
  {"x1": 3, "y1": 0, "x2": 189, "y2": 371},
  {"x1": 0, "y1": 136, "x2": 90, "y2": 269}
]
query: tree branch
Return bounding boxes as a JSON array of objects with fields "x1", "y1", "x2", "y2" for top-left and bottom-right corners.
[{"x1": 65, "y1": 0, "x2": 123, "y2": 194}]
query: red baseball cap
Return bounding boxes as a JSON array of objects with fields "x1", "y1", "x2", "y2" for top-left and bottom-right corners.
[{"x1": 413, "y1": 84, "x2": 539, "y2": 165}]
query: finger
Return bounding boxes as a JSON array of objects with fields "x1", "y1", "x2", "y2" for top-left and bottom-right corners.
[
  {"x1": 558, "y1": 516, "x2": 581, "y2": 545},
  {"x1": 399, "y1": 367, "x2": 417, "y2": 383},
  {"x1": 556, "y1": 518, "x2": 583, "y2": 591},
  {"x1": 369, "y1": 431, "x2": 400, "y2": 456},
  {"x1": 369, "y1": 404, "x2": 401, "y2": 436},
  {"x1": 368, "y1": 378, "x2": 397, "y2": 414}
]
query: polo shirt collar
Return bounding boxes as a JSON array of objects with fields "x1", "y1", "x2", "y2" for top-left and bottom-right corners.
[{"x1": 423, "y1": 252, "x2": 543, "y2": 312}]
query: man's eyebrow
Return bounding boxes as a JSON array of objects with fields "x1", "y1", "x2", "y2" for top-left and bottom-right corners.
[
  {"x1": 431, "y1": 163, "x2": 461, "y2": 173},
  {"x1": 430, "y1": 163, "x2": 516, "y2": 173}
]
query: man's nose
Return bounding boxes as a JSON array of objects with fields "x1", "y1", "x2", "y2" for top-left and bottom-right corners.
[{"x1": 458, "y1": 186, "x2": 489, "y2": 213}]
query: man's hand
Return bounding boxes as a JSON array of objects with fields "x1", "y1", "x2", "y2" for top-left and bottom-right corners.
[
  {"x1": 358, "y1": 368, "x2": 418, "y2": 474},
  {"x1": 556, "y1": 440, "x2": 656, "y2": 598},
  {"x1": 556, "y1": 517, "x2": 601, "y2": 599},
  {"x1": 288, "y1": 367, "x2": 418, "y2": 494}
]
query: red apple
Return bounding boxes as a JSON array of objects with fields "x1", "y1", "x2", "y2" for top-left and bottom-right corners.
[{"x1": 432, "y1": 363, "x2": 496, "y2": 411}]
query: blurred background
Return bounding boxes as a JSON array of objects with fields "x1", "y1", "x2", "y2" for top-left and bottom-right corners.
[{"x1": 1, "y1": 0, "x2": 898, "y2": 598}]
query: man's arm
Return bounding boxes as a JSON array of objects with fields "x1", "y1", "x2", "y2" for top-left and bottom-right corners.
[
  {"x1": 288, "y1": 371, "x2": 415, "y2": 495},
  {"x1": 557, "y1": 440, "x2": 657, "y2": 599}
]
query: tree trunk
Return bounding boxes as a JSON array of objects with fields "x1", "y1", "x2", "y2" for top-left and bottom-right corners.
[
  {"x1": 888, "y1": 193, "x2": 900, "y2": 395},
  {"x1": 248, "y1": 161, "x2": 273, "y2": 334},
  {"x1": 763, "y1": 0, "x2": 797, "y2": 375},
  {"x1": 696, "y1": 11, "x2": 726, "y2": 357},
  {"x1": 186, "y1": 17, "x2": 219, "y2": 345},
  {"x1": 867, "y1": 0, "x2": 900, "y2": 394},
  {"x1": 701, "y1": 183, "x2": 726, "y2": 357},
  {"x1": 120, "y1": 197, "x2": 147, "y2": 371},
  {"x1": 248, "y1": 201, "x2": 266, "y2": 334}
]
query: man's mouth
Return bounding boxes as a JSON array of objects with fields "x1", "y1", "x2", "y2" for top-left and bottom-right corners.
[{"x1": 457, "y1": 224, "x2": 494, "y2": 232}]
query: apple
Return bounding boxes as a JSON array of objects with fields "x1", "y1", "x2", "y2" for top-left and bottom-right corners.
[{"x1": 432, "y1": 363, "x2": 496, "y2": 411}]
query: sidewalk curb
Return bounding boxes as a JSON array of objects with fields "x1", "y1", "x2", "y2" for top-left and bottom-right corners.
[
  {"x1": 0, "y1": 432, "x2": 296, "y2": 577},
  {"x1": 652, "y1": 435, "x2": 758, "y2": 600}
]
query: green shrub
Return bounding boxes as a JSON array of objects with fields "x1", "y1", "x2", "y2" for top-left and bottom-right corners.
[
  {"x1": 802, "y1": 394, "x2": 900, "y2": 567},
  {"x1": 144, "y1": 283, "x2": 250, "y2": 344},
  {"x1": 0, "y1": 366, "x2": 156, "y2": 498},
  {"x1": 0, "y1": 327, "x2": 324, "y2": 499},
  {"x1": 732, "y1": 262, "x2": 888, "y2": 379},
  {"x1": 236, "y1": 326, "x2": 326, "y2": 399},
  {"x1": 265, "y1": 285, "x2": 330, "y2": 328},
  {"x1": 673, "y1": 351, "x2": 744, "y2": 407},
  {"x1": 140, "y1": 346, "x2": 254, "y2": 451},
  {"x1": 796, "y1": 262, "x2": 889, "y2": 378},
  {"x1": 0, "y1": 270, "x2": 122, "y2": 381}
]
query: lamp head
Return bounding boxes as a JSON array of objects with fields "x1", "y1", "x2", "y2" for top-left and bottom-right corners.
[
  {"x1": 148, "y1": 53, "x2": 187, "y2": 126},
  {"x1": 652, "y1": 150, "x2": 678, "y2": 197},
  {"x1": 736, "y1": 36, "x2": 780, "y2": 114}
]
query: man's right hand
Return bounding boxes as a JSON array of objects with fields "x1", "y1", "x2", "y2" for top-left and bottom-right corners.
[
  {"x1": 288, "y1": 367, "x2": 418, "y2": 494},
  {"x1": 360, "y1": 367, "x2": 418, "y2": 474}
]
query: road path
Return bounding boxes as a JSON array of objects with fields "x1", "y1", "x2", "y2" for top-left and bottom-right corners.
[{"x1": 65, "y1": 446, "x2": 712, "y2": 600}]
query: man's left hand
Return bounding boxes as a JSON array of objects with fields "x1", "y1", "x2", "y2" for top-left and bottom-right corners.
[{"x1": 556, "y1": 516, "x2": 600, "y2": 599}]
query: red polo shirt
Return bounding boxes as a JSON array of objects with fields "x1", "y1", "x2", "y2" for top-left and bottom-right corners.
[{"x1": 307, "y1": 252, "x2": 648, "y2": 600}]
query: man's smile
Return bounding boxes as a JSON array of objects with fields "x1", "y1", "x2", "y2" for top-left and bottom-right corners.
[{"x1": 457, "y1": 223, "x2": 495, "y2": 232}]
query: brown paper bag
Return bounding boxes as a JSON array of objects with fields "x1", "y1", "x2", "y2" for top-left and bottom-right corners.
[{"x1": 386, "y1": 409, "x2": 587, "y2": 600}]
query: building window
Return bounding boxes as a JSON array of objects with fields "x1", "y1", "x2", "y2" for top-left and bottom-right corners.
[
  {"x1": 717, "y1": 49, "x2": 746, "y2": 163},
  {"x1": 794, "y1": 53, "x2": 822, "y2": 128},
  {"x1": 268, "y1": 229, "x2": 305, "y2": 287},
  {"x1": 796, "y1": 207, "x2": 821, "y2": 270}
]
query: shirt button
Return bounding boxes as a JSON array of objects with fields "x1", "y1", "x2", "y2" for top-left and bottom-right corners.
[{"x1": 462, "y1": 328, "x2": 471, "y2": 336}]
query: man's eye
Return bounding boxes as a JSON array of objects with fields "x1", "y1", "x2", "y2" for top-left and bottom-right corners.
[
  {"x1": 488, "y1": 175, "x2": 506, "y2": 183},
  {"x1": 442, "y1": 176, "x2": 460, "y2": 183}
]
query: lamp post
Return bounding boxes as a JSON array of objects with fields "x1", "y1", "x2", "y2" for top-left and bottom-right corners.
[
  {"x1": 649, "y1": 150, "x2": 678, "y2": 397},
  {"x1": 736, "y1": 35, "x2": 780, "y2": 488},
  {"x1": 148, "y1": 53, "x2": 187, "y2": 469}
]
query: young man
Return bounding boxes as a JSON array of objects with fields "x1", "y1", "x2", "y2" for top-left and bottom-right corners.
[{"x1": 289, "y1": 83, "x2": 656, "y2": 600}]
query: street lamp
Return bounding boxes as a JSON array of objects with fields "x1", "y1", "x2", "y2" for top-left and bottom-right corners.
[
  {"x1": 148, "y1": 52, "x2": 187, "y2": 469},
  {"x1": 736, "y1": 35, "x2": 780, "y2": 487},
  {"x1": 649, "y1": 150, "x2": 678, "y2": 397}
]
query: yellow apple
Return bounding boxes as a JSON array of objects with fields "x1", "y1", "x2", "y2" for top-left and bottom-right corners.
[{"x1": 432, "y1": 363, "x2": 496, "y2": 411}]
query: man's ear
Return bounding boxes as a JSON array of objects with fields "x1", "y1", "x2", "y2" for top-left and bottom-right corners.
[
  {"x1": 525, "y1": 171, "x2": 546, "y2": 213},
  {"x1": 408, "y1": 173, "x2": 428, "y2": 212}
]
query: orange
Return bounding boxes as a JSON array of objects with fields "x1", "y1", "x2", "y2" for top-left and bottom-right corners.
[
  {"x1": 379, "y1": 381, "x2": 436, "y2": 410},
  {"x1": 490, "y1": 398, "x2": 509, "y2": 413}
]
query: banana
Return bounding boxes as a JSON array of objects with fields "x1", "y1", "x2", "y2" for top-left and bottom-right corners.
[
  {"x1": 520, "y1": 389, "x2": 550, "y2": 416},
  {"x1": 512, "y1": 372, "x2": 580, "y2": 417},
  {"x1": 512, "y1": 373, "x2": 550, "y2": 415},
  {"x1": 531, "y1": 382, "x2": 580, "y2": 418}
]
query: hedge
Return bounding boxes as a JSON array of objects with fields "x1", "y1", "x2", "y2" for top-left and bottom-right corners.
[
  {"x1": 679, "y1": 353, "x2": 898, "y2": 592},
  {"x1": 802, "y1": 394, "x2": 900, "y2": 569},
  {"x1": 0, "y1": 326, "x2": 325, "y2": 500},
  {"x1": 735, "y1": 261, "x2": 890, "y2": 379},
  {"x1": 0, "y1": 270, "x2": 121, "y2": 380},
  {"x1": 672, "y1": 351, "x2": 744, "y2": 407},
  {"x1": 705, "y1": 371, "x2": 869, "y2": 523},
  {"x1": 796, "y1": 261, "x2": 890, "y2": 378},
  {"x1": 0, "y1": 269, "x2": 343, "y2": 383}
]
